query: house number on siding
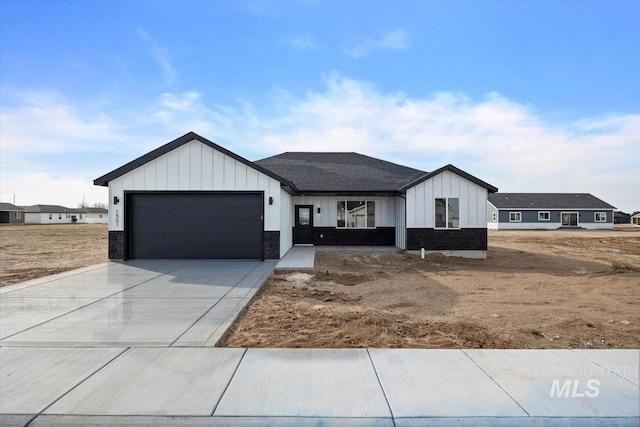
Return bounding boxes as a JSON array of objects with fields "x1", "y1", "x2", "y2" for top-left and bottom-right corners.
[{"x1": 115, "y1": 210, "x2": 120, "y2": 227}]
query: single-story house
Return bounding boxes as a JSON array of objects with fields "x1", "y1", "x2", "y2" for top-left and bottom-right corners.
[
  {"x1": 631, "y1": 212, "x2": 640, "y2": 226},
  {"x1": 487, "y1": 193, "x2": 615, "y2": 230},
  {"x1": 24, "y1": 205, "x2": 86, "y2": 224},
  {"x1": 0, "y1": 202, "x2": 26, "y2": 224},
  {"x1": 83, "y1": 207, "x2": 109, "y2": 224},
  {"x1": 94, "y1": 132, "x2": 498, "y2": 261}
]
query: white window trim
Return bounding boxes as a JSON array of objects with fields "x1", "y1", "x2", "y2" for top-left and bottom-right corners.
[
  {"x1": 435, "y1": 197, "x2": 461, "y2": 230},
  {"x1": 509, "y1": 212, "x2": 522, "y2": 222},
  {"x1": 336, "y1": 200, "x2": 376, "y2": 229},
  {"x1": 594, "y1": 212, "x2": 607, "y2": 222},
  {"x1": 538, "y1": 211, "x2": 550, "y2": 221}
]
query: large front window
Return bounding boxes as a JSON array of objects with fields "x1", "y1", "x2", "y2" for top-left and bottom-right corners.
[
  {"x1": 435, "y1": 198, "x2": 460, "y2": 229},
  {"x1": 337, "y1": 201, "x2": 375, "y2": 228}
]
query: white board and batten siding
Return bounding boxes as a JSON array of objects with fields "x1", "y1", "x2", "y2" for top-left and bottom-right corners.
[
  {"x1": 291, "y1": 196, "x2": 397, "y2": 228},
  {"x1": 279, "y1": 189, "x2": 293, "y2": 257},
  {"x1": 406, "y1": 170, "x2": 488, "y2": 229},
  {"x1": 107, "y1": 139, "x2": 283, "y2": 235}
]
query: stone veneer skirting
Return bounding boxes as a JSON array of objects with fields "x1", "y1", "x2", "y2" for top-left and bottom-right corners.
[
  {"x1": 406, "y1": 228, "x2": 487, "y2": 251},
  {"x1": 108, "y1": 231, "x2": 125, "y2": 260},
  {"x1": 263, "y1": 231, "x2": 280, "y2": 260},
  {"x1": 305, "y1": 227, "x2": 396, "y2": 246}
]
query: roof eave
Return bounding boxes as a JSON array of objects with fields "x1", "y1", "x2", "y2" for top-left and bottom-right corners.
[
  {"x1": 93, "y1": 132, "x2": 293, "y2": 188},
  {"x1": 401, "y1": 164, "x2": 498, "y2": 193}
]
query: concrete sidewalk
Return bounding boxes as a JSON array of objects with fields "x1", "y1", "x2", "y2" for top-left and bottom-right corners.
[
  {"x1": 276, "y1": 246, "x2": 315, "y2": 270},
  {"x1": 1, "y1": 348, "x2": 638, "y2": 426}
]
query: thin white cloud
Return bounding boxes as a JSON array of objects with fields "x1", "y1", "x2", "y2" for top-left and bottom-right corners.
[
  {"x1": 344, "y1": 27, "x2": 410, "y2": 58},
  {"x1": 2, "y1": 75, "x2": 638, "y2": 213},
  {"x1": 137, "y1": 29, "x2": 177, "y2": 85},
  {"x1": 291, "y1": 36, "x2": 314, "y2": 50}
]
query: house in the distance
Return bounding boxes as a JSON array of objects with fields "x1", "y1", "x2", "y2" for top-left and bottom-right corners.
[
  {"x1": 631, "y1": 212, "x2": 640, "y2": 226},
  {"x1": 94, "y1": 132, "x2": 497, "y2": 261},
  {"x1": 0, "y1": 202, "x2": 26, "y2": 224},
  {"x1": 487, "y1": 193, "x2": 615, "y2": 230},
  {"x1": 24, "y1": 205, "x2": 86, "y2": 224},
  {"x1": 614, "y1": 211, "x2": 631, "y2": 224},
  {"x1": 83, "y1": 207, "x2": 108, "y2": 224}
]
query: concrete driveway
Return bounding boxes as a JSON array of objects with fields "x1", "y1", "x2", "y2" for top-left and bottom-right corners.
[{"x1": 0, "y1": 259, "x2": 275, "y2": 347}]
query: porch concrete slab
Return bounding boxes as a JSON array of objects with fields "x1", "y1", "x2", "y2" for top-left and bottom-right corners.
[
  {"x1": 275, "y1": 246, "x2": 315, "y2": 271},
  {"x1": 572, "y1": 349, "x2": 640, "y2": 385},
  {"x1": 464, "y1": 349, "x2": 640, "y2": 417},
  {"x1": 30, "y1": 415, "x2": 394, "y2": 426},
  {"x1": 0, "y1": 263, "x2": 111, "y2": 295},
  {"x1": 44, "y1": 348, "x2": 244, "y2": 416},
  {"x1": 3, "y1": 296, "x2": 221, "y2": 346},
  {"x1": 172, "y1": 297, "x2": 246, "y2": 346},
  {"x1": 0, "y1": 347, "x2": 125, "y2": 414},
  {"x1": 0, "y1": 273, "x2": 160, "y2": 299},
  {"x1": 215, "y1": 348, "x2": 390, "y2": 418},
  {"x1": 0, "y1": 297, "x2": 100, "y2": 339},
  {"x1": 369, "y1": 349, "x2": 527, "y2": 417}
]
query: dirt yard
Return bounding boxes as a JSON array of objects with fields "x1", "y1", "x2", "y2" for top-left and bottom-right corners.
[
  {"x1": 0, "y1": 224, "x2": 108, "y2": 286},
  {"x1": 220, "y1": 228, "x2": 640, "y2": 349}
]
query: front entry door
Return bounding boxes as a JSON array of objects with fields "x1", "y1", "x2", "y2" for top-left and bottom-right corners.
[
  {"x1": 294, "y1": 205, "x2": 314, "y2": 245},
  {"x1": 561, "y1": 212, "x2": 578, "y2": 227}
]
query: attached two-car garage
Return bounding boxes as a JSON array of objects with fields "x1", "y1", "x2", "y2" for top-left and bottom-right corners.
[{"x1": 126, "y1": 192, "x2": 264, "y2": 260}]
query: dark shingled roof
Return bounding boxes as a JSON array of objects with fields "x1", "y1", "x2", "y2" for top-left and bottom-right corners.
[
  {"x1": 489, "y1": 193, "x2": 616, "y2": 210},
  {"x1": 83, "y1": 207, "x2": 108, "y2": 214},
  {"x1": 255, "y1": 152, "x2": 427, "y2": 193},
  {"x1": 25, "y1": 204, "x2": 84, "y2": 213},
  {"x1": 0, "y1": 202, "x2": 25, "y2": 211}
]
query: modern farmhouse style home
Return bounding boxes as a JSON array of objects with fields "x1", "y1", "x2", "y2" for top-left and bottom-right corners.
[
  {"x1": 487, "y1": 193, "x2": 616, "y2": 230},
  {"x1": 94, "y1": 132, "x2": 497, "y2": 260}
]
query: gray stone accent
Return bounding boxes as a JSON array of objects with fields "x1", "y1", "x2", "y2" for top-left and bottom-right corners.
[
  {"x1": 108, "y1": 231, "x2": 125, "y2": 260},
  {"x1": 263, "y1": 231, "x2": 280, "y2": 260}
]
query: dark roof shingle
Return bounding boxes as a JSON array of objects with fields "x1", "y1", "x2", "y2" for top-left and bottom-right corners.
[
  {"x1": 0, "y1": 202, "x2": 25, "y2": 211},
  {"x1": 25, "y1": 205, "x2": 84, "y2": 213},
  {"x1": 255, "y1": 152, "x2": 427, "y2": 192},
  {"x1": 488, "y1": 193, "x2": 616, "y2": 209}
]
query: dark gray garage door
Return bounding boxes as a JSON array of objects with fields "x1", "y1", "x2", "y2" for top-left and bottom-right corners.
[{"x1": 127, "y1": 192, "x2": 263, "y2": 259}]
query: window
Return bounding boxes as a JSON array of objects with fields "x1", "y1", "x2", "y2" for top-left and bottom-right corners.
[
  {"x1": 59, "y1": 214, "x2": 62, "y2": 220},
  {"x1": 66, "y1": 214, "x2": 70, "y2": 219},
  {"x1": 595, "y1": 212, "x2": 607, "y2": 222},
  {"x1": 49, "y1": 214, "x2": 52, "y2": 220},
  {"x1": 538, "y1": 211, "x2": 550, "y2": 221},
  {"x1": 435, "y1": 198, "x2": 460, "y2": 229},
  {"x1": 491, "y1": 212, "x2": 497, "y2": 222},
  {"x1": 99, "y1": 214, "x2": 103, "y2": 218},
  {"x1": 13, "y1": 211, "x2": 21, "y2": 219},
  {"x1": 336, "y1": 201, "x2": 375, "y2": 228},
  {"x1": 509, "y1": 212, "x2": 522, "y2": 222}
]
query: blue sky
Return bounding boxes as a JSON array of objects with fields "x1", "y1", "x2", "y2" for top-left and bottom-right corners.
[{"x1": 1, "y1": 1, "x2": 639, "y2": 212}]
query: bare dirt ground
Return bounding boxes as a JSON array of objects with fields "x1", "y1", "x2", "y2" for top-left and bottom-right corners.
[
  {"x1": 220, "y1": 227, "x2": 640, "y2": 349},
  {"x1": 0, "y1": 224, "x2": 108, "y2": 286}
]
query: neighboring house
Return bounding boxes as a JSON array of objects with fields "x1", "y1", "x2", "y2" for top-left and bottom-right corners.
[
  {"x1": 487, "y1": 193, "x2": 615, "y2": 230},
  {"x1": 94, "y1": 132, "x2": 498, "y2": 261},
  {"x1": 24, "y1": 205, "x2": 86, "y2": 224},
  {"x1": 631, "y1": 212, "x2": 640, "y2": 226},
  {"x1": 0, "y1": 202, "x2": 26, "y2": 224},
  {"x1": 614, "y1": 211, "x2": 631, "y2": 224},
  {"x1": 83, "y1": 207, "x2": 109, "y2": 224}
]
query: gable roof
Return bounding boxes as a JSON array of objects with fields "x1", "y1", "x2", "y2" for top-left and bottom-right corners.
[
  {"x1": 25, "y1": 205, "x2": 84, "y2": 213},
  {"x1": 93, "y1": 132, "x2": 293, "y2": 188},
  {"x1": 488, "y1": 193, "x2": 616, "y2": 210},
  {"x1": 400, "y1": 164, "x2": 498, "y2": 192},
  {"x1": 255, "y1": 152, "x2": 426, "y2": 193},
  {"x1": 0, "y1": 202, "x2": 25, "y2": 211}
]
